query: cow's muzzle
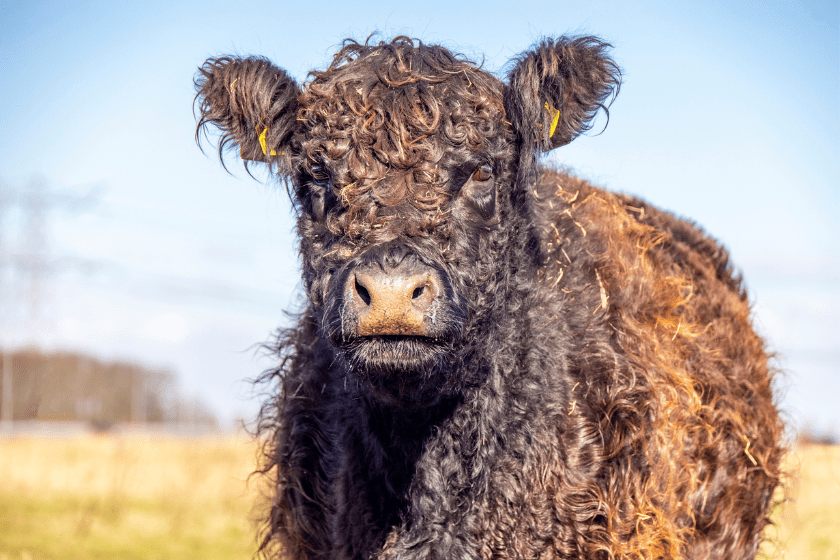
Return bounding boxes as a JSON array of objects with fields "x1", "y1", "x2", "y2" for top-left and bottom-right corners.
[{"x1": 344, "y1": 263, "x2": 442, "y2": 337}]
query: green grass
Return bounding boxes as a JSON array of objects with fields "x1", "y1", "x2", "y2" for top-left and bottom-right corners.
[{"x1": 0, "y1": 435, "x2": 837, "y2": 559}]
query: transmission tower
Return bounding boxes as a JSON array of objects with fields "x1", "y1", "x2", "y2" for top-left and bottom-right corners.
[{"x1": 0, "y1": 176, "x2": 100, "y2": 424}]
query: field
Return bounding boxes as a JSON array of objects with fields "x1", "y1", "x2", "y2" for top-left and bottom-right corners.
[
  {"x1": 0, "y1": 434, "x2": 837, "y2": 560},
  {"x1": 762, "y1": 443, "x2": 840, "y2": 560},
  {"x1": 0, "y1": 432, "x2": 271, "y2": 560}
]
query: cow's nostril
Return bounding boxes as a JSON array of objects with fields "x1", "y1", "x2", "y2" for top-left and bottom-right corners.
[
  {"x1": 355, "y1": 278, "x2": 371, "y2": 306},
  {"x1": 412, "y1": 285, "x2": 425, "y2": 300}
]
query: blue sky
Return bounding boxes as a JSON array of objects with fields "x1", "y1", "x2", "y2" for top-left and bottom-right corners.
[{"x1": 1, "y1": 0, "x2": 837, "y2": 434}]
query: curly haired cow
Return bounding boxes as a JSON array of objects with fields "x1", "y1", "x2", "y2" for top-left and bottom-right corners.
[{"x1": 195, "y1": 36, "x2": 785, "y2": 560}]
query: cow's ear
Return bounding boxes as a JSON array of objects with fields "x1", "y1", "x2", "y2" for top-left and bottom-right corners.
[
  {"x1": 195, "y1": 56, "x2": 300, "y2": 173},
  {"x1": 504, "y1": 36, "x2": 620, "y2": 153}
]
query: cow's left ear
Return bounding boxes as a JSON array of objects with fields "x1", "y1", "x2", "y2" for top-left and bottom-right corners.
[{"x1": 504, "y1": 36, "x2": 620, "y2": 153}]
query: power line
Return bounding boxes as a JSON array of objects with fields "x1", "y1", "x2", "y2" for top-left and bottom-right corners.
[
  {"x1": 0, "y1": 177, "x2": 100, "y2": 425},
  {"x1": 0, "y1": 177, "x2": 100, "y2": 326}
]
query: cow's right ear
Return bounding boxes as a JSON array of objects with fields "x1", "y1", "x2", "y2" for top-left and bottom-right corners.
[{"x1": 194, "y1": 56, "x2": 300, "y2": 172}]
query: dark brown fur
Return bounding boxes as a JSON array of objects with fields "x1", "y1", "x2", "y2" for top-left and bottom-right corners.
[{"x1": 194, "y1": 36, "x2": 785, "y2": 559}]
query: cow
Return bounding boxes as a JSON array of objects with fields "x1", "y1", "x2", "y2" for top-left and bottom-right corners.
[{"x1": 194, "y1": 35, "x2": 785, "y2": 560}]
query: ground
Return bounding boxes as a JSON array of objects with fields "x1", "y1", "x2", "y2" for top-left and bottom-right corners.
[
  {"x1": 0, "y1": 433, "x2": 835, "y2": 560},
  {"x1": 0, "y1": 432, "x2": 269, "y2": 560}
]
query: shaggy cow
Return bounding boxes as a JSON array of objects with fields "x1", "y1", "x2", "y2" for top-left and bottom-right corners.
[{"x1": 195, "y1": 36, "x2": 785, "y2": 560}]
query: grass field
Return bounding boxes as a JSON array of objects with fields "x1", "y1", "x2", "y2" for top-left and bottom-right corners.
[
  {"x1": 0, "y1": 432, "x2": 271, "y2": 560},
  {"x1": 762, "y1": 443, "x2": 840, "y2": 560},
  {"x1": 0, "y1": 434, "x2": 837, "y2": 560}
]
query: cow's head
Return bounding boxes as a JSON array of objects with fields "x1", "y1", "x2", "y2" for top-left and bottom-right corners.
[{"x1": 196, "y1": 36, "x2": 619, "y2": 404}]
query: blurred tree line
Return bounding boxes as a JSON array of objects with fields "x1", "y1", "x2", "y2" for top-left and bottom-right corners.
[{"x1": 0, "y1": 348, "x2": 217, "y2": 429}]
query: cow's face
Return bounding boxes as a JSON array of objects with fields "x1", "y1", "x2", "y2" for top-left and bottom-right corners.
[
  {"x1": 287, "y1": 49, "x2": 516, "y2": 403},
  {"x1": 195, "y1": 37, "x2": 619, "y2": 404}
]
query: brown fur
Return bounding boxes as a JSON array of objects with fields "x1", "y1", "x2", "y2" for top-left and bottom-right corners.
[{"x1": 194, "y1": 36, "x2": 785, "y2": 560}]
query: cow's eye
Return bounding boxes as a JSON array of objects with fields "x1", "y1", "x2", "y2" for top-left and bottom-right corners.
[
  {"x1": 311, "y1": 184, "x2": 330, "y2": 222},
  {"x1": 311, "y1": 164, "x2": 329, "y2": 183},
  {"x1": 472, "y1": 164, "x2": 493, "y2": 182},
  {"x1": 309, "y1": 165, "x2": 334, "y2": 222},
  {"x1": 458, "y1": 163, "x2": 496, "y2": 220}
]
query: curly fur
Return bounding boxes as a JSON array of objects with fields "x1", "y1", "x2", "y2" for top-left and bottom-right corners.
[{"x1": 194, "y1": 36, "x2": 785, "y2": 560}]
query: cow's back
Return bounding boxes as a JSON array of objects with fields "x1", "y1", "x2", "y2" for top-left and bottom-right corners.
[{"x1": 528, "y1": 166, "x2": 785, "y2": 557}]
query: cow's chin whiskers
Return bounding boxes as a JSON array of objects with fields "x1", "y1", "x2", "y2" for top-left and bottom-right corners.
[
  {"x1": 342, "y1": 336, "x2": 449, "y2": 375},
  {"x1": 340, "y1": 337, "x2": 455, "y2": 406}
]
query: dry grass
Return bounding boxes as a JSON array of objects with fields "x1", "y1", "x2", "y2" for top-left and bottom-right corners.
[
  {"x1": 0, "y1": 434, "x2": 836, "y2": 559},
  {"x1": 0, "y1": 432, "x2": 271, "y2": 560},
  {"x1": 761, "y1": 443, "x2": 840, "y2": 560}
]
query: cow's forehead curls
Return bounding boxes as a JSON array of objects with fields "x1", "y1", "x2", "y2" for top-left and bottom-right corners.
[
  {"x1": 299, "y1": 36, "x2": 507, "y2": 131},
  {"x1": 309, "y1": 36, "x2": 496, "y2": 87},
  {"x1": 293, "y1": 37, "x2": 512, "y2": 240}
]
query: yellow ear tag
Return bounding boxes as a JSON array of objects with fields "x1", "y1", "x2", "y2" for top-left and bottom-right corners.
[
  {"x1": 544, "y1": 101, "x2": 561, "y2": 139},
  {"x1": 258, "y1": 127, "x2": 277, "y2": 156}
]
